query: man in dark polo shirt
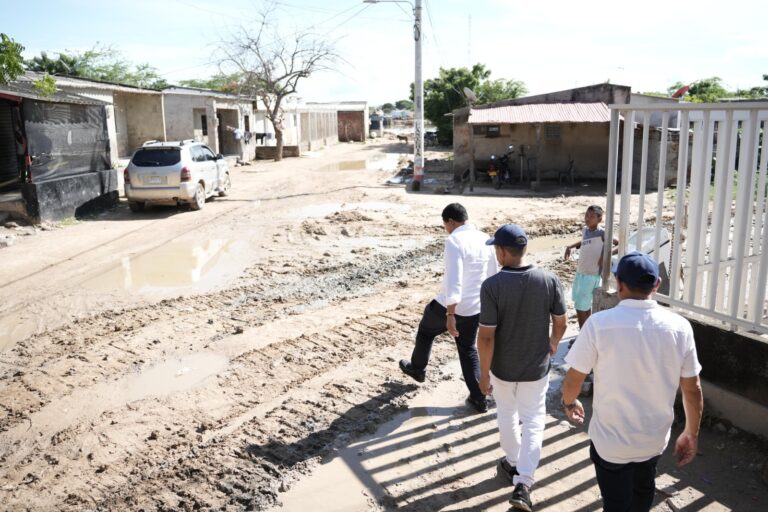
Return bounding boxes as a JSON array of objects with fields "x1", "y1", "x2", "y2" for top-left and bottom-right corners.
[{"x1": 478, "y1": 224, "x2": 567, "y2": 511}]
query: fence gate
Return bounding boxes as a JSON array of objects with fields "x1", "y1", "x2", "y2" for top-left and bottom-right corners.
[{"x1": 602, "y1": 102, "x2": 768, "y2": 334}]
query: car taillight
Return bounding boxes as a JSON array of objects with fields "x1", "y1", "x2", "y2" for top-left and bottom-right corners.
[
  {"x1": 123, "y1": 168, "x2": 130, "y2": 185},
  {"x1": 180, "y1": 166, "x2": 192, "y2": 182}
]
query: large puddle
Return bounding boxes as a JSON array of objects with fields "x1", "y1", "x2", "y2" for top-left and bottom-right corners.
[
  {"x1": 294, "y1": 202, "x2": 410, "y2": 219},
  {"x1": 315, "y1": 155, "x2": 401, "y2": 172},
  {"x1": 526, "y1": 233, "x2": 573, "y2": 255},
  {"x1": 1, "y1": 239, "x2": 251, "y2": 351},
  {"x1": 83, "y1": 239, "x2": 250, "y2": 294},
  {"x1": 123, "y1": 352, "x2": 229, "y2": 401},
  {"x1": 6, "y1": 352, "x2": 228, "y2": 439}
]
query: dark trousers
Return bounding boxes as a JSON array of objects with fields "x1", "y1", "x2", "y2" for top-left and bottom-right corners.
[
  {"x1": 590, "y1": 443, "x2": 659, "y2": 512},
  {"x1": 410, "y1": 300, "x2": 483, "y2": 401}
]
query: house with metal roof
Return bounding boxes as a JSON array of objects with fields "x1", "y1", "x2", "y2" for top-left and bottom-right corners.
[
  {"x1": 452, "y1": 83, "x2": 686, "y2": 189},
  {"x1": 452, "y1": 83, "x2": 632, "y2": 185}
]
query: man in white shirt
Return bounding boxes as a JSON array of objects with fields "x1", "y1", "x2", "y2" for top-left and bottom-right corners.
[
  {"x1": 399, "y1": 203, "x2": 498, "y2": 413},
  {"x1": 562, "y1": 252, "x2": 704, "y2": 512}
]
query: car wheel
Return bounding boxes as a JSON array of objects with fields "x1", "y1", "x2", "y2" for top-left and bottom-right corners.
[
  {"x1": 190, "y1": 183, "x2": 205, "y2": 211},
  {"x1": 128, "y1": 201, "x2": 145, "y2": 213},
  {"x1": 218, "y1": 173, "x2": 231, "y2": 197}
]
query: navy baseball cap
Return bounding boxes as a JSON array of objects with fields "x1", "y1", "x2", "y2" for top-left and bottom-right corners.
[
  {"x1": 613, "y1": 251, "x2": 660, "y2": 289},
  {"x1": 486, "y1": 224, "x2": 528, "y2": 248}
]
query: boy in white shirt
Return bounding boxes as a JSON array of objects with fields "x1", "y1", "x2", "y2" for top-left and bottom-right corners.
[{"x1": 564, "y1": 205, "x2": 615, "y2": 328}]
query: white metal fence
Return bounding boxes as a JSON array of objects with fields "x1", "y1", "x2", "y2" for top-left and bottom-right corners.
[{"x1": 601, "y1": 102, "x2": 768, "y2": 334}]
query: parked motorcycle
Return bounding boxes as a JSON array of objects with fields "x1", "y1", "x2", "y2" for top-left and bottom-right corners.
[
  {"x1": 487, "y1": 155, "x2": 499, "y2": 184},
  {"x1": 492, "y1": 145, "x2": 515, "y2": 189}
]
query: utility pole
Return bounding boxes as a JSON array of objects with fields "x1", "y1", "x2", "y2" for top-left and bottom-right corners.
[
  {"x1": 365, "y1": 0, "x2": 424, "y2": 191},
  {"x1": 412, "y1": 0, "x2": 424, "y2": 191}
]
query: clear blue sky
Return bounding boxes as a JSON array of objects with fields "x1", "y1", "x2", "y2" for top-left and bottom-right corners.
[{"x1": 6, "y1": 0, "x2": 767, "y2": 104}]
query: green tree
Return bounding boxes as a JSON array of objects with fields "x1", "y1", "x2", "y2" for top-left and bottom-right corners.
[
  {"x1": 686, "y1": 77, "x2": 730, "y2": 103},
  {"x1": 476, "y1": 78, "x2": 527, "y2": 104},
  {"x1": 25, "y1": 44, "x2": 169, "y2": 90},
  {"x1": 380, "y1": 102, "x2": 394, "y2": 113},
  {"x1": 395, "y1": 99, "x2": 413, "y2": 110},
  {"x1": 666, "y1": 77, "x2": 731, "y2": 103},
  {"x1": 417, "y1": 64, "x2": 526, "y2": 145},
  {"x1": 32, "y1": 73, "x2": 56, "y2": 97},
  {"x1": 0, "y1": 33, "x2": 24, "y2": 85},
  {"x1": 735, "y1": 74, "x2": 768, "y2": 99},
  {"x1": 179, "y1": 73, "x2": 242, "y2": 93}
]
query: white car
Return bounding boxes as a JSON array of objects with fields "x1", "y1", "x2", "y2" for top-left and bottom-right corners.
[{"x1": 124, "y1": 140, "x2": 231, "y2": 212}]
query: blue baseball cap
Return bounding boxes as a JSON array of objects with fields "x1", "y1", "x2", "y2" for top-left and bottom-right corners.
[
  {"x1": 486, "y1": 224, "x2": 528, "y2": 248},
  {"x1": 613, "y1": 252, "x2": 660, "y2": 289}
]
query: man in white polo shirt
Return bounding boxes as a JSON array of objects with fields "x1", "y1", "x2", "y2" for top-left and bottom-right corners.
[
  {"x1": 399, "y1": 203, "x2": 498, "y2": 413},
  {"x1": 562, "y1": 252, "x2": 703, "y2": 512}
]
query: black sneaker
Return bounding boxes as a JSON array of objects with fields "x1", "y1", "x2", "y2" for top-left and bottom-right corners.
[
  {"x1": 465, "y1": 395, "x2": 488, "y2": 413},
  {"x1": 498, "y1": 458, "x2": 519, "y2": 484},
  {"x1": 509, "y1": 483, "x2": 532, "y2": 511},
  {"x1": 399, "y1": 360, "x2": 425, "y2": 383}
]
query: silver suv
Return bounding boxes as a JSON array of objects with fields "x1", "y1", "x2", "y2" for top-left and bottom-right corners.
[{"x1": 124, "y1": 140, "x2": 231, "y2": 212}]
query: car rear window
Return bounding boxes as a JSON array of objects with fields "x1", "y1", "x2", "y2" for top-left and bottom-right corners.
[{"x1": 132, "y1": 148, "x2": 181, "y2": 167}]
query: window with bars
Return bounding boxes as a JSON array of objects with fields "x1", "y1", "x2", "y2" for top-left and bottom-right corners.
[
  {"x1": 545, "y1": 124, "x2": 561, "y2": 140},
  {"x1": 473, "y1": 125, "x2": 500, "y2": 137}
]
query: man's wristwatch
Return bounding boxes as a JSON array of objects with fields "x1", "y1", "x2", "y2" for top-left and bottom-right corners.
[{"x1": 562, "y1": 399, "x2": 581, "y2": 411}]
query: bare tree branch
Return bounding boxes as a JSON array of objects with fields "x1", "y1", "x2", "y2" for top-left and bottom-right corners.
[{"x1": 216, "y1": 2, "x2": 337, "y2": 160}]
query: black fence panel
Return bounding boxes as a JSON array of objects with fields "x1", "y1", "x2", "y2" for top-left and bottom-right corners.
[{"x1": 23, "y1": 101, "x2": 109, "y2": 183}]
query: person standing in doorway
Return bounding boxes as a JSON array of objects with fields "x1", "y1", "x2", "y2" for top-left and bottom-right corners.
[
  {"x1": 477, "y1": 224, "x2": 567, "y2": 511},
  {"x1": 399, "y1": 203, "x2": 498, "y2": 413},
  {"x1": 562, "y1": 252, "x2": 703, "y2": 512}
]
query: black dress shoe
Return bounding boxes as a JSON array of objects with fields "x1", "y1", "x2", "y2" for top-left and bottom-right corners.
[
  {"x1": 498, "y1": 457, "x2": 519, "y2": 484},
  {"x1": 399, "y1": 360, "x2": 425, "y2": 383},
  {"x1": 509, "y1": 483, "x2": 533, "y2": 511},
  {"x1": 466, "y1": 395, "x2": 488, "y2": 413}
]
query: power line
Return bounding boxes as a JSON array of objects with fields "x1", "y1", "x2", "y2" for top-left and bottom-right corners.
[
  {"x1": 423, "y1": 0, "x2": 445, "y2": 66},
  {"x1": 321, "y1": 3, "x2": 374, "y2": 36}
]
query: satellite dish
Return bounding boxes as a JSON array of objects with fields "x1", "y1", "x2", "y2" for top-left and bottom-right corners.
[{"x1": 463, "y1": 87, "x2": 478, "y2": 104}]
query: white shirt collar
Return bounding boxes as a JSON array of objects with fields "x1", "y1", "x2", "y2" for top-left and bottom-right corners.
[
  {"x1": 618, "y1": 298, "x2": 657, "y2": 309},
  {"x1": 451, "y1": 223, "x2": 474, "y2": 234}
]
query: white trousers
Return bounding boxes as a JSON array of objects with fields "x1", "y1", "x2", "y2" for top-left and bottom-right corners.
[{"x1": 491, "y1": 372, "x2": 549, "y2": 487}]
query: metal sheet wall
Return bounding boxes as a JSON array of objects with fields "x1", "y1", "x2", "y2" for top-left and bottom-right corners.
[
  {"x1": 22, "y1": 101, "x2": 109, "y2": 183},
  {"x1": 0, "y1": 100, "x2": 19, "y2": 188}
]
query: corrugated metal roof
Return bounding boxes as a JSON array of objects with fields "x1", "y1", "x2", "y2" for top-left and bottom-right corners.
[
  {"x1": 468, "y1": 102, "x2": 611, "y2": 124},
  {"x1": 0, "y1": 74, "x2": 107, "y2": 105},
  {"x1": 43, "y1": 73, "x2": 161, "y2": 95}
]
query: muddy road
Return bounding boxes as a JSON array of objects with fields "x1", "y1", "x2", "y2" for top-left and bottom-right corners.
[{"x1": 1, "y1": 141, "x2": 765, "y2": 511}]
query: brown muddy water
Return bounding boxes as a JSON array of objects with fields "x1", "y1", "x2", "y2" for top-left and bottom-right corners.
[
  {"x1": 4, "y1": 353, "x2": 228, "y2": 440},
  {"x1": 0, "y1": 239, "x2": 253, "y2": 351},
  {"x1": 83, "y1": 239, "x2": 251, "y2": 294},
  {"x1": 315, "y1": 155, "x2": 402, "y2": 172}
]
